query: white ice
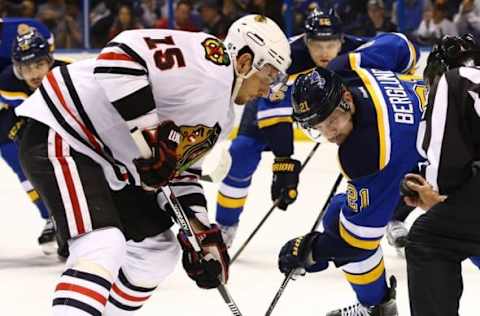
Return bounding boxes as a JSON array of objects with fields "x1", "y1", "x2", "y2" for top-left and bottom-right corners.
[{"x1": 1, "y1": 141, "x2": 479, "y2": 316}]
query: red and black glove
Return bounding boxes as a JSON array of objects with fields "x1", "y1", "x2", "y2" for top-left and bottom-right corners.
[
  {"x1": 177, "y1": 224, "x2": 230, "y2": 289},
  {"x1": 271, "y1": 157, "x2": 301, "y2": 210},
  {"x1": 133, "y1": 121, "x2": 180, "y2": 189}
]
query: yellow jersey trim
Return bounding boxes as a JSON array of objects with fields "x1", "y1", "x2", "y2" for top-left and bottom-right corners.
[
  {"x1": 258, "y1": 116, "x2": 293, "y2": 128},
  {"x1": 339, "y1": 222, "x2": 381, "y2": 250},
  {"x1": 349, "y1": 53, "x2": 390, "y2": 169},
  {"x1": 28, "y1": 190, "x2": 40, "y2": 202},
  {"x1": 0, "y1": 89, "x2": 28, "y2": 100},
  {"x1": 344, "y1": 260, "x2": 385, "y2": 285},
  {"x1": 217, "y1": 193, "x2": 247, "y2": 208}
]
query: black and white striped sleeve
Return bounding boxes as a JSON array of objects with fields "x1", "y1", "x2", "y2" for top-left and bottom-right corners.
[
  {"x1": 94, "y1": 41, "x2": 155, "y2": 121},
  {"x1": 421, "y1": 67, "x2": 480, "y2": 194}
]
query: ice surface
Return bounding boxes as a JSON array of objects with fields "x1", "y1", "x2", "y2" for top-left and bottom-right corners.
[{"x1": 1, "y1": 142, "x2": 478, "y2": 315}]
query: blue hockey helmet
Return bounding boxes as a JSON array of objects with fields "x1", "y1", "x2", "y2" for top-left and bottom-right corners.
[
  {"x1": 11, "y1": 24, "x2": 52, "y2": 64},
  {"x1": 304, "y1": 8, "x2": 343, "y2": 41},
  {"x1": 292, "y1": 67, "x2": 347, "y2": 129},
  {"x1": 424, "y1": 33, "x2": 480, "y2": 88}
]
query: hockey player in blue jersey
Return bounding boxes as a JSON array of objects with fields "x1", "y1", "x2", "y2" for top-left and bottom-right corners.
[
  {"x1": 0, "y1": 23, "x2": 67, "y2": 256},
  {"x1": 276, "y1": 46, "x2": 425, "y2": 314},
  {"x1": 215, "y1": 8, "x2": 418, "y2": 248},
  {"x1": 0, "y1": 18, "x2": 53, "y2": 72}
]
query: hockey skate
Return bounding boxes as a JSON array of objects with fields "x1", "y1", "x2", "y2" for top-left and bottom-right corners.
[
  {"x1": 326, "y1": 276, "x2": 398, "y2": 316},
  {"x1": 38, "y1": 218, "x2": 57, "y2": 255},
  {"x1": 386, "y1": 221, "x2": 408, "y2": 257},
  {"x1": 218, "y1": 223, "x2": 239, "y2": 248}
]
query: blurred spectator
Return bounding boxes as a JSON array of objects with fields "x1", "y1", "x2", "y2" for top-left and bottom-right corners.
[
  {"x1": 90, "y1": 0, "x2": 116, "y2": 48},
  {"x1": 21, "y1": 0, "x2": 36, "y2": 18},
  {"x1": 246, "y1": 0, "x2": 284, "y2": 30},
  {"x1": 108, "y1": 4, "x2": 143, "y2": 40},
  {"x1": 336, "y1": 0, "x2": 369, "y2": 35},
  {"x1": 0, "y1": 1, "x2": 13, "y2": 17},
  {"x1": 139, "y1": 0, "x2": 161, "y2": 28},
  {"x1": 223, "y1": 0, "x2": 247, "y2": 21},
  {"x1": 454, "y1": 0, "x2": 480, "y2": 39},
  {"x1": 391, "y1": 0, "x2": 425, "y2": 35},
  {"x1": 37, "y1": 0, "x2": 82, "y2": 48},
  {"x1": 155, "y1": 0, "x2": 200, "y2": 32},
  {"x1": 199, "y1": 0, "x2": 230, "y2": 39},
  {"x1": 434, "y1": 0, "x2": 463, "y2": 20},
  {"x1": 415, "y1": 3, "x2": 458, "y2": 45},
  {"x1": 8, "y1": 0, "x2": 37, "y2": 18},
  {"x1": 360, "y1": 0, "x2": 397, "y2": 36}
]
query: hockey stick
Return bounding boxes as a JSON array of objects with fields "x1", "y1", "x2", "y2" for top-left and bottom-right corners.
[
  {"x1": 161, "y1": 186, "x2": 243, "y2": 316},
  {"x1": 131, "y1": 129, "x2": 243, "y2": 316},
  {"x1": 230, "y1": 142, "x2": 321, "y2": 263},
  {"x1": 265, "y1": 173, "x2": 343, "y2": 316}
]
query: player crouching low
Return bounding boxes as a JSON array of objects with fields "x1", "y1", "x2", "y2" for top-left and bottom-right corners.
[
  {"x1": 15, "y1": 14, "x2": 290, "y2": 315},
  {"x1": 277, "y1": 65, "x2": 425, "y2": 315}
]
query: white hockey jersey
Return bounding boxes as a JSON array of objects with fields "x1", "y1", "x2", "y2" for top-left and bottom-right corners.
[{"x1": 16, "y1": 29, "x2": 235, "y2": 190}]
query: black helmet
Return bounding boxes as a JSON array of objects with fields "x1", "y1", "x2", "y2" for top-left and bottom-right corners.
[
  {"x1": 424, "y1": 33, "x2": 480, "y2": 87},
  {"x1": 304, "y1": 8, "x2": 343, "y2": 41},
  {"x1": 11, "y1": 24, "x2": 51, "y2": 64},
  {"x1": 292, "y1": 67, "x2": 346, "y2": 129}
]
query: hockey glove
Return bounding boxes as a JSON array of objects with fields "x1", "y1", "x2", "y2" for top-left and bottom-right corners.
[
  {"x1": 133, "y1": 121, "x2": 180, "y2": 189},
  {"x1": 278, "y1": 232, "x2": 324, "y2": 277},
  {"x1": 177, "y1": 224, "x2": 230, "y2": 289},
  {"x1": 271, "y1": 157, "x2": 301, "y2": 210}
]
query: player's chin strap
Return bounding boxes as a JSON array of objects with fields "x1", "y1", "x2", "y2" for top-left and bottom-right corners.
[{"x1": 230, "y1": 57, "x2": 258, "y2": 105}]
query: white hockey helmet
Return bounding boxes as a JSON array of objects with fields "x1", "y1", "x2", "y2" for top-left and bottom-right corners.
[{"x1": 224, "y1": 15, "x2": 291, "y2": 84}]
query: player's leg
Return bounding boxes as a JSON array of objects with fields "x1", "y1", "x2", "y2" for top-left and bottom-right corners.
[
  {"x1": 104, "y1": 229, "x2": 180, "y2": 315},
  {"x1": 215, "y1": 134, "x2": 265, "y2": 247},
  {"x1": 321, "y1": 194, "x2": 397, "y2": 315},
  {"x1": 19, "y1": 121, "x2": 126, "y2": 316},
  {"x1": 0, "y1": 140, "x2": 56, "y2": 252}
]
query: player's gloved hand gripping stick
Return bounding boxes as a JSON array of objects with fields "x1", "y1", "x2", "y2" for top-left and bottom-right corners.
[
  {"x1": 265, "y1": 173, "x2": 343, "y2": 316},
  {"x1": 131, "y1": 127, "x2": 243, "y2": 316}
]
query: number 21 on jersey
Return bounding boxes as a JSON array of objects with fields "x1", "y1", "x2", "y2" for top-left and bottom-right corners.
[{"x1": 347, "y1": 183, "x2": 370, "y2": 212}]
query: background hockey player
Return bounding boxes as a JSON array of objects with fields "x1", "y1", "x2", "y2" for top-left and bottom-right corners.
[
  {"x1": 15, "y1": 15, "x2": 291, "y2": 315},
  {"x1": 0, "y1": 22, "x2": 66, "y2": 255},
  {"x1": 399, "y1": 34, "x2": 480, "y2": 316},
  {"x1": 0, "y1": 17, "x2": 53, "y2": 71},
  {"x1": 215, "y1": 7, "x2": 419, "y2": 249},
  {"x1": 215, "y1": 8, "x2": 366, "y2": 247},
  {"x1": 277, "y1": 34, "x2": 424, "y2": 315}
]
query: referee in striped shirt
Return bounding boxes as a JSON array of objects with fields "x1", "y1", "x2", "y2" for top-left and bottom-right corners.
[{"x1": 402, "y1": 34, "x2": 480, "y2": 316}]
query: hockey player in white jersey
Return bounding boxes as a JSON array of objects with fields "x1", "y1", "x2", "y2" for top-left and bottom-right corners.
[{"x1": 15, "y1": 15, "x2": 290, "y2": 315}]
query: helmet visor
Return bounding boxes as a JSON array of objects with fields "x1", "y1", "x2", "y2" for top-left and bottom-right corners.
[{"x1": 254, "y1": 63, "x2": 287, "y2": 86}]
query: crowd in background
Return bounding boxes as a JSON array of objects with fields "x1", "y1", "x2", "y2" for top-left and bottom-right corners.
[{"x1": 1, "y1": 0, "x2": 479, "y2": 49}]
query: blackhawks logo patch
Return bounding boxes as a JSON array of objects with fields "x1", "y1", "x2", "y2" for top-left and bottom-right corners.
[
  {"x1": 202, "y1": 38, "x2": 230, "y2": 66},
  {"x1": 176, "y1": 123, "x2": 222, "y2": 173}
]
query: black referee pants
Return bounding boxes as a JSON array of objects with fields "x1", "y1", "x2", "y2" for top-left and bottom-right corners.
[{"x1": 406, "y1": 172, "x2": 480, "y2": 316}]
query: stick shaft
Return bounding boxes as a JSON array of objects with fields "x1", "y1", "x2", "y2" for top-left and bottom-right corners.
[
  {"x1": 231, "y1": 143, "x2": 321, "y2": 263},
  {"x1": 264, "y1": 173, "x2": 343, "y2": 315}
]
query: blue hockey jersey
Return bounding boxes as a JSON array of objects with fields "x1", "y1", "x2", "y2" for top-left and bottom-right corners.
[
  {"x1": 238, "y1": 33, "x2": 418, "y2": 145},
  {"x1": 335, "y1": 68, "x2": 425, "y2": 250}
]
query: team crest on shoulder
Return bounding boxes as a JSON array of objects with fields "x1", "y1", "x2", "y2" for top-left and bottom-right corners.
[
  {"x1": 269, "y1": 83, "x2": 288, "y2": 102},
  {"x1": 176, "y1": 123, "x2": 222, "y2": 173},
  {"x1": 201, "y1": 38, "x2": 230, "y2": 66}
]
